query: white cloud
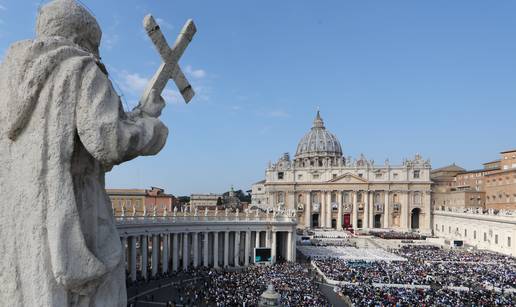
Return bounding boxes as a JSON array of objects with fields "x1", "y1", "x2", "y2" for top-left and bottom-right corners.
[
  {"x1": 0, "y1": 4, "x2": 6, "y2": 11},
  {"x1": 185, "y1": 65, "x2": 206, "y2": 79},
  {"x1": 117, "y1": 70, "x2": 148, "y2": 95},
  {"x1": 268, "y1": 110, "x2": 290, "y2": 118},
  {"x1": 156, "y1": 17, "x2": 174, "y2": 31}
]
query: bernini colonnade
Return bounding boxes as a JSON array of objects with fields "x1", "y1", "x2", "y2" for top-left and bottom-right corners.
[{"x1": 116, "y1": 213, "x2": 297, "y2": 281}]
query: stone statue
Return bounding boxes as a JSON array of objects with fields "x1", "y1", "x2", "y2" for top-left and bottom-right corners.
[
  {"x1": 0, "y1": 0, "x2": 192, "y2": 306},
  {"x1": 173, "y1": 206, "x2": 178, "y2": 217}
]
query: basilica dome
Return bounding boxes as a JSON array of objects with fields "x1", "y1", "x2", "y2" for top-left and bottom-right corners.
[{"x1": 295, "y1": 111, "x2": 343, "y2": 160}]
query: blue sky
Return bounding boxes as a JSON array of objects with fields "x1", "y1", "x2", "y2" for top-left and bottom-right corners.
[{"x1": 1, "y1": 1, "x2": 516, "y2": 195}]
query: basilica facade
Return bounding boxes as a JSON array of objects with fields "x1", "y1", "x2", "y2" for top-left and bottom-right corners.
[{"x1": 252, "y1": 111, "x2": 433, "y2": 234}]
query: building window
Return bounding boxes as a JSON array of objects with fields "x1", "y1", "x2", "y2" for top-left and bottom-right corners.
[
  {"x1": 442, "y1": 225, "x2": 444, "y2": 232},
  {"x1": 313, "y1": 174, "x2": 319, "y2": 180},
  {"x1": 298, "y1": 174, "x2": 303, "y2": 180},
  {"x1": 508, "y1": 237, "x2": 512, "y2": 247},
  {"x1": 278, "y1": 172, "x2": 284, "y2": 180},
  {"x1": 435, "y1": 224, "x2": 438, "y2": 231},
  {"x1": 393, "y1": 173, "x2": 399, "y2": 179},
  {"x1": 484, "y1": 233, "x2": 487, "y2": 242},
  {"x1": 464, "y1": 229, "x2": 467, "y2": 237},
  {"x1": 332, "y1": 174, "x2": 337, "y2": 179},
  {"x1": 257, "y1": 188, "x2": 262, "y2": 191},
  {"x1": 449, "y1": 226, "x2": 451, "y2": 233},
  {"x1": 474, "y1": 231, "x2": 476, "y2": 239},
  {"x1": 358, "y1": 173, "x2": 363, "y2": 178},
  {"x1": 413, "y1": 170, "x2": 420, "y2": 179},
  {"x1": 495, "y1": 235, "x2": 498, "y2": 244},
  {"x1": 375, "y1": 173, "x2": 382, "y2": 179}
]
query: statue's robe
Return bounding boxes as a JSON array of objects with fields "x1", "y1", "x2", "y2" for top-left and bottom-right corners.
[{"x1": 0, "y1": 37, "x2": 168, "y2": 306}]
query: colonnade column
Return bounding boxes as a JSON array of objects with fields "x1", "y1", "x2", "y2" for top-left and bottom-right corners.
[
  {"x1": 141, "y1": 235, "x2": 148, "y2": 279},
  {"x1": 352, "y1": 191, "x2": 358, "y2": 230},
  {"x1": 203, "y1": 232, "x2": 209, "y2": 267},
  {"x1": 384, "y1": 191, "x2": 390, "y2": 229},
  {"x1": 193, "y1": 232, "x2": 199, "y2": 268},
  {"x1": 286, "y1": 231, "x2": 293, "y2": 261},
  {"x1": 305, "y1": 192, "x2": 311, "y2": 229},
  {"x1": 213, "y1": 232, "x2": 219, "y2": 268},
  {"x1": 337, "y1": 191, "x2": 343, "y2": 230},
  {"x1": 223, "y1": 231, "x2": 229, "y2": 268},
  {"x1": 161, "y1": 234, "x2": 169, "y2": 274},
  {"x1": 271, "y1": 231, "x2": 277, "y2": 264},
  {"x1": 234, "y1": 231, "x2": 240, "y2": 267},
  {"x1": 244, "y1": 230, "x2": 251, "y2": 266},
  {"x1": 172, "y1": 233, "x2": 179, "y2": 272},
  {"x1": 255, "y1": 231, "x2": 260, "y2": 248},
  {"x1": 152, "y1": 234, "x2": 159, "y2": 276},
  {"x1": 326, "y1": 191, "x2": 332, "y2": 228},
  {"x1": 182, "y1": 233, "x2": 189, "y2": 271},
  {"x1": 129, "y1": 236, "x2": 137, "y2": 281}
]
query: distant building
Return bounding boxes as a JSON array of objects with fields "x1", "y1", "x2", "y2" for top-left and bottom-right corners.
[
  {"x1": 190, "y1": 193, "x2": 221, "y2": 209},
  {"x1": 251, "y1": 180, "x2": 266, "y2": 206},
  {"x1": 108, "y1": 187, "x2": 176, "y2": 216},
  {"x1": 485, "y1": 149, "x2": 516, "y2": 210}
]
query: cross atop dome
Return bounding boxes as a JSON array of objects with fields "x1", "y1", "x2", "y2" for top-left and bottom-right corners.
[{"x1": 313, "y1": 110, "x2": 325, "y2": 129}]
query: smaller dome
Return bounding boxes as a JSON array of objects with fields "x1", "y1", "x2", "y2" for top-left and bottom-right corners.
[{"x1": 295, "y1": 111, "x2": 343, "y2": 159}]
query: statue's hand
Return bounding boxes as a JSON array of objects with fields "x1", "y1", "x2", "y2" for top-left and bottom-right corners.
[{"x1": 138, "y1": 89, "x2": 165, "y2": 117}]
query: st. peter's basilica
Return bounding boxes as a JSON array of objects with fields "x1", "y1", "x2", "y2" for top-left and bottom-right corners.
[{"x1": 252, "y1": 111, "x2": 432, "y2": 234}]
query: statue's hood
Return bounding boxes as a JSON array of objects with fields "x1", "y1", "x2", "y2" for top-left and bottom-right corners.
[{"x1": 36, "y1": 0, "x2": 101, "y2": 56}]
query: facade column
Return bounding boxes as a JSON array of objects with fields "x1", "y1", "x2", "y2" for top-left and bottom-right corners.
[
  {"x1": 152, "y1": 234, "x2": 159, "y2": 277},
  {"x1": 320, "y1": 191, "x2": 326, "y2": 228},
  {"x1": 244, "y1": 230, "x2": 251, "y2": 266},
  {"x1": 369, "y1": 191, "x2": 374, "y2": 228},
  {"x1": 423, "y1": 191, "x2": 431, "y2": 233},
  {"x1": 141, "y1": 235, "x2": 148, "y2": 279},
  {"x1": 286, "y1": 231, "x2": 293, "y2": 261},
  {"x1": 182, "y1": 233, "x2": 189, "y2": 271},
  {"x1": 271, "y1": 231, "x2": 277, "y2": 264},
  {"x1": 129, "y1": 236, "x2": 137, "y2": 281},
  {"x1": 162, "y1": 234, "x2": 169, "y2": 274},
  {"x1": 234, "y1": 231, "x2": 241, "y2": 267},
  {"x1": 384, "y1": 191, "x2": 390, "y2": 229},
  {"x1": 401, "y1": 192, "x2": 409, "y2": 230},
  {"x1": 337, "y1": 191, "x2": 343, "y2": 230},
  {"x1": 352, "y1": 191, "x2": 358, "y2": 230},
  {"x1": 203, "y1": 232, "x2": 209, "y2": 267},
  {"x1": 172, "y1": 233, "x2": 179, "y2": 272},
  {"x1": 326, "y1": 191, "x2": 332, "y2": 228},
  {"x1": 363, "y1": 191, "x2": 369, "y2": 229},
  {"x1": 193, "y1": 232, "x2": 199, "y2": 268},
  {"x1": 213, "y1": 232, "x2": 219, "y2": 268},
  {"x1": 305, "y1": 192, "x2": 311, "y2": 229},
  {"x1": 266, "y1": 230, "x2": 271, "y2": 247},
  {"x1": 223, "y1": 231, "x2": 229, "y2": 268}
]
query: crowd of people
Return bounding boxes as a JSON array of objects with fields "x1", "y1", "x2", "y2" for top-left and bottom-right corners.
[
  {"x1": 204, "y1": 262, "x2": 328, "y2": 306},
  {"x1": 127, "y1": 263, "x2": 329, "y2": 306},
  {"x1": 370, "y1": 231, "x2": 427, "y2": 240},
  {"x1": 313, "y1": 245, "x2": 515, "y2": 305},
  {"x1": 338, "y1": 284, "x2": 515, "y2": 306}
]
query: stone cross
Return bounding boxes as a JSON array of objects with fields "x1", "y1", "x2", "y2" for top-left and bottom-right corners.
[{"x1": 142, "y1": 15, "x2": 196, "y2": 104}]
